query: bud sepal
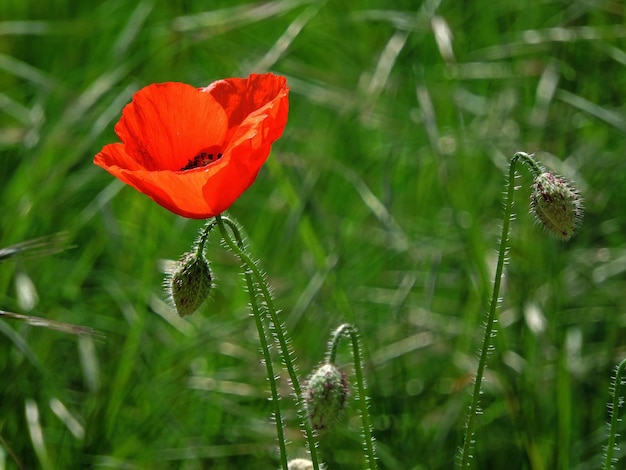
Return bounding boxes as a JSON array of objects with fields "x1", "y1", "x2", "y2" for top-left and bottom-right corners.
[
  {"x1": 530, "y1": 171, "x2": 583, "y2": 240},
  {"x1": 167, "y1": 251, "x2": 212, "y2": 317},
  {"x1": 304, "y1": 363, "x2": 349, "y2": 432}
]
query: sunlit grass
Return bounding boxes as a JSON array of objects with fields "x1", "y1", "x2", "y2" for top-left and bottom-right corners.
[{"x1": 1, "y1": 0, "x2": 626, "y2": 468}]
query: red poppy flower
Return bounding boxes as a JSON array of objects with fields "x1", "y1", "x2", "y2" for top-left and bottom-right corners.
[{"x1": 94, "y1": 73, "x2": 289, "y2": 219}]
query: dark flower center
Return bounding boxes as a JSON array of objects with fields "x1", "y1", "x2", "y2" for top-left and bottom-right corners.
[{"x1": 180, "y1": 151, "x2": 223, "y2": 171}]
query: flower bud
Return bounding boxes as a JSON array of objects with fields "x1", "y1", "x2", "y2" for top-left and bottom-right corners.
[
  {"x1": 287, "y1": 459, "x2": 314, "y2": 470},
  {"x1": 530, "y1": 172, "x2": 583, "y2": 240},
  {"x1": 168, "y1": 252, "x2": 212, "y2": 317},
  {"x1": 304, "y1": 363, "x2": 349, "y2": 431}
]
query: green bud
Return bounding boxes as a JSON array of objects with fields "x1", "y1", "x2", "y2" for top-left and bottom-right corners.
[
  {"x1": 304, "y1": 363, "x2": 349, "y2": 432},
  {"x1": 168, "y1": 252, "x2": 212, "y2": 317},
  {"x1": 530, "y1": 172, "x2": 583, "y2": 240}
]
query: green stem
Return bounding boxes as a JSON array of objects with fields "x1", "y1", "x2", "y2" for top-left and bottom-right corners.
[
  {"x1": 328, "y1": 324, "x2": 378, "y2": 470},
  {"x1": 215, "y1": 215, "x2": 321, "y2": 470},
  {"x1": 459, "y1": 152, "x2": 540, "y2": 468},
  {"x1": 604, "y1": 357, "x2": 626, "y2": 470},
  {"x1": 195, "y1": 220, "x2": 217, "y2": 257},
  {"x1": 207, "y1": 218, "x2": 288, "y2": 470}
]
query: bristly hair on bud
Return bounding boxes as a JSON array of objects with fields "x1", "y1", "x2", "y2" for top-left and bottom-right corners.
[
  {"x1": 166, "y1": 251, "x2": 212, "y2": 317},
  {"x1": 304, "y1": 363, "x2": 349, "y2": 432},
  {"x1": 530, "y1": 171, "x2": 583, "y2": 240}
]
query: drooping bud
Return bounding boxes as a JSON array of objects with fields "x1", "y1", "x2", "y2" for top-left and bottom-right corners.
[
  {"x1": 287, "y1": 459, "x2": 314, "y2": 470},
  {"x1": 530, "y1": 172, "x2": 583, "y2": 240},
  {"x1": 304, "y1": 363, "x2": 349, "y2": 432},
  {"x1": 167, "y1": 251, "x2": 212, "y2": 317}
]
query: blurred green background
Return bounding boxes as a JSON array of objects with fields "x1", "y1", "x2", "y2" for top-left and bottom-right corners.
[{"x1": 1, "y1": 0, "x2": 626, "y2": 468}]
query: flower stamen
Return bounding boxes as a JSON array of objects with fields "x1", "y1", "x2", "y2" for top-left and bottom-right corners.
[{"x1": 180, "y1": 151, "x2": 223, "y2": 171}]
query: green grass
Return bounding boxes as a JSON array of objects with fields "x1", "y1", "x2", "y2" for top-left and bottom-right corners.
[{"x1": 2, "y1": 0, "x2": 626, "y2": 468}]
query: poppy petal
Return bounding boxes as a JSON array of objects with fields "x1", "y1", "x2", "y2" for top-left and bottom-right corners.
[
  {"x1": 114, "y1": 82, "x2": 228, "y2": 171},
  {"x1": 201, "y1": 75, "x2": 289, "y2": 214},
  {"x1": 202, "y1": 73, "x2": 288, "y2": 141},
  {"x1": 94, "y1": 73, "x2": 289, "y2": 219},
  {"x1": 112, "y1": 166, "x2": 226, "y2": 219}
]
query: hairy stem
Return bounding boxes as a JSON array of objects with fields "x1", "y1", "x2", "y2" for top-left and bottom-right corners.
[
  {"x1": 216, "y1": 215, "x2": 321, "y2": 470},
  {"x1": 328, "y1": 324, "x2": 378, "y2": 469},
  {"x1": 604, "y1": 357, "x2": 626, "y2": 470},
  {"x1": 209, "y1": 218, "x2": 288, "y2": 470},
  {"x1": 459, "y1": 152, "x2": 541, "y2": 468},
  {"x1": 195, "y1": 219, "x2": 217, "y2": 257}
]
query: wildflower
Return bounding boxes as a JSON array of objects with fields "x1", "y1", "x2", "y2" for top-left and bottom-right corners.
[
  {"x1": 304, "y1": 363, "x2": 349, "y2": 431},
  {"x1": 94, "y1": 73, "x2": 289, "y2": 219},
  {"x1": 530, "y1": 172, "x2": 583, "y2": 240},
  {"x1": 167, "y1": 251, "x2": 212, "y2": 317}
]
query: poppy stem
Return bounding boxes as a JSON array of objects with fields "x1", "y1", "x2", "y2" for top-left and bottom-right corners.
[
  {"x1": 215, "y1": 215, "x2": 322, "y2": 470},
  {"x1": 459, "y1": 152, "x2": 542, "y2": 468},
  {"x1": 327, "y1": 324, "x2": 378, "y2": 469},
  {"x1": 603, "y1": 357, "x2": 626, "y2": 470},
  {"x1": 195, "y1": 219, "x2": 217, "y2": 258},
  {"x1": 208, "y1": 216, "x2": 289, "y2": 470}
]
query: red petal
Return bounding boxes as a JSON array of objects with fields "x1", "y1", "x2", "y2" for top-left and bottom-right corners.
[
  {"x1": 201, "y1": 74, "x2": 289, "y2": 215},
  {"x1": 112, "y1": 166, "x2": 225, "y2": 218},
  {"x1": 94, "y1": 74, "x2": 289, "y2": 219},
  {"x1": 202, "y1": 73, "x2": 288, "y2": 141},
  {"x1": 95, "y1": 142, "x2": 225, "y2": 218},
  {"x1": 114, "y1": 82, "x2": 228, "y2": 171}
]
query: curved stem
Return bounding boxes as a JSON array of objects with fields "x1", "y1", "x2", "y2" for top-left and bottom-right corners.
[
  {"x1": 326, "y1": 324, "x2": 346, "y2": 365},
  {"x1": 328, "y1": 323, "x2": 378, "y2": 469},
  {"x1": 604, "y1": 357, "x2": 626, "y2": 470},
  {"x1": 195, "y1": 220, "x2": 217, "y2": 257},
  {"x1": 460, "y1": 152, "x2": 539, "y2": 468},
  {"x1": 216, "y1": 215, "x2": 321, "y2": 470},
  {"x1": 515, "y1": 151, "x2": 543, "y2": 177},
  {"x1": 209, "y1": 217, "x2": 288, "y2": 470}
]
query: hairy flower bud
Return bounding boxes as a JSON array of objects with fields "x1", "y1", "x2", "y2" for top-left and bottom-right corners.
[
  {"x1": 530, "y1": 172, "x2": 583, "y2": 240},
  {"x1": 167, "y1": 252, "x2": 212, "y2": 317},
  {"x1": 304, "y1": 363, "x2": 349, "y2": 431},
  {"x1": 287, "y1": 459, "x2": 314, "y2": 470}
]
